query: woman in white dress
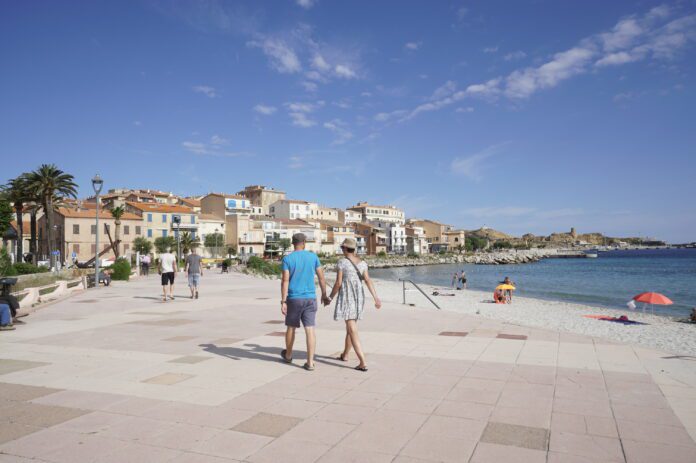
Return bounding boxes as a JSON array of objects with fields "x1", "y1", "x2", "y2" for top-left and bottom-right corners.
[{"x1": 326, "y1": 238, "x2": 381, "y2": 371}]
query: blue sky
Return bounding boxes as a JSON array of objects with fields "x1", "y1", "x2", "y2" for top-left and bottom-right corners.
[{"x1": 2, "y1": 1, "x2": 695, "y2": 242}]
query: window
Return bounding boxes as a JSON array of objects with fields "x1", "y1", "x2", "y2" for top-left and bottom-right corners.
[
  {"x1": 124, "y1": 244, "x2": 129, "y2": 251},
  {"x1": 124, "y1": 225, "x2": 130, "y2": 235},
  {"x1": 162, "y1": 214, "x2": 167, "y2": 223},
  {"x1": 105, "y1": 224, "x2": 110, "y2": 232},
  {"x1": 90, "y1": 225, "x2": 96, "y2": 234},
  {"x1": 147, "y1": 213, "x2": 152, "y2": 222},
  {"x1": 190, "y1": 215, "x2": 195, "y2": 224},
  {"x1": 135, "y1": 226, "x2": 141, "y2": 235},
  {"x1": 73, "y1": 224, "x2": 79, "y2": 234},
  {"x1": 91, "y1": 244, "x2": 96, "y2": 253},
  {"x1": 147, "y1": 229, "x2": 153, "y2": 238},
  {"x1": 73, "y1": 244, "x2": 80, "y2": 253},
  {"x1": 162, "y1": 230, "x2": 167, "y2": 237}
]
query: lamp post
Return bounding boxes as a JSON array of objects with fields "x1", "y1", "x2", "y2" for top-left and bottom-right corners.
[
  {"x1": 214, "y1": 228, "x2": 220, "y2": 258},
  {"x1": 91, "y1": 174, "x2": 104, "y2": 288}
]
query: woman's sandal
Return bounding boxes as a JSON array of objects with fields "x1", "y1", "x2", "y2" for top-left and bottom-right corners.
[
  {"x1": 354, "y1": 365, "x2": 368, "y2": 372},
  {"x1": 336, "y1": 353, "x2": 348, "y2": 362},
  {"x1": 303, "y1": 363, "x2": 315, "y2": 371}
]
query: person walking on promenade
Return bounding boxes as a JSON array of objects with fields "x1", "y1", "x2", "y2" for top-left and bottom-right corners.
[
  {"x1": 141, "y1": 253, "x2": 151, "y2": 276},
  {"x1": 159, "y1": 248, "x2": 177, "y2": 302},
  {"x1": 280, "y1": 233, "x2": 329, "y2": 371},
  {"x1": 451, "y1": 271, "x2": 459, "y2": 289},
  {"x1": 326, "y1": 238, "x2": 381, "y2": 372},
  {"x1": 184, "y1": 248, "x2": 203, "y2": 299}
]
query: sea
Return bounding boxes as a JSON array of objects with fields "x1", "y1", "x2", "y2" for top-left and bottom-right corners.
[{"x1": 369, "y1": 248, "x2": 696, "y2": 318}]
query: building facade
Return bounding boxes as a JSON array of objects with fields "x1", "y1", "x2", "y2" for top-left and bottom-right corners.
[
  {"x1": 125, "y1": 202, "x2": 198, "y2": 243},
  {"x1": 200, "y1": 193, "x2": 253, "y2": 218},
  {"x1": 238, "y1": 185, "x2": 286, "y2": 215},
  {"x1": 269, "y1": 199, "x2": 318, "y2": 221},
  {"x1": 347, "y1": 202, "x2": 405, "y2": 225}
]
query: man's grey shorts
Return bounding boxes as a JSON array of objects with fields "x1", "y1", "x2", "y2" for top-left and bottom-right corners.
[{"x1": 285, "y1": 298, "x2": 317, "y2": 328}]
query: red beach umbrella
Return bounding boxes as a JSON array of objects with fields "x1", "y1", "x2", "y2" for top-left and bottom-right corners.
[
  {"x1": 633, "y1": 292, "x2": 673, "y2": 305},
  {"x1": 632, "y1": 292, "x2": 673, "y2": 314}
]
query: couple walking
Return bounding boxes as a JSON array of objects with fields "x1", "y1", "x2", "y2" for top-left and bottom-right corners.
[{"x1": 280, "y1": 233, "x2": 381, "y2": 371}]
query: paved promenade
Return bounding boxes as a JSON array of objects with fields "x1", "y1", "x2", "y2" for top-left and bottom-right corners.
[{"x1": 1, "y1": 272, "x2": 696, "y2": 462}]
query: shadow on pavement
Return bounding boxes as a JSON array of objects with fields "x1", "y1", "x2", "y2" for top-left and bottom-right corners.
[{"x1": 200, "y1": 343, "x2": 302, "y2": 368}]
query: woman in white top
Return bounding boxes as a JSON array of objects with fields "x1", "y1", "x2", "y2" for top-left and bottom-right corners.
[{"x1": 326, "y1": 238, "x2": 381, "y2": 371}]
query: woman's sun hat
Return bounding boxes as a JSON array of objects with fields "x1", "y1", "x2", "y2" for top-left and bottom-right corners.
[{"x1": 341, "y1": 238, "x2": 357, "y2": 250}]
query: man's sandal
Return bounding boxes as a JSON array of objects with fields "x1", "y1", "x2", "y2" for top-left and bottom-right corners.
[{"x1": 280, "y1": 349, "x2": 292, "y2": 363}]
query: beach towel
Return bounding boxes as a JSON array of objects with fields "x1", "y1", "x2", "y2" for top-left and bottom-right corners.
[{"x1": 582, "y1": 314, "x2": 646, "y2": 325}]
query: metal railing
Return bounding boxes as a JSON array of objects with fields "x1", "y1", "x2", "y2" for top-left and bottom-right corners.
[{"x1": 399, "y1": 279, "x2": 441, "y2": 310}]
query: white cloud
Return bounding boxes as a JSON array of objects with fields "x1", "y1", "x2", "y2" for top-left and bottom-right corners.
[
  {"x1": 374, "y1": 109, "x2": 407, "y2": 122},
  {"x1": 301, "y1": 81, "x2": 318, "y2": 92},
  {"x1": 595, "y1": 51, "x2": 639, "y2": 67},
  {"x1": 361, "y1": 91, "x2": 372, "y2": 97},
  {"x1": 457, "y1": 7, "x2": 468, "y2": 20},
  {"x1": 334, "y1": 64, "x2": 357, "y2": 79},
  {"x1": 323, "y1": 118, "x2": 353, "y2": 144},
  {"x1": 311, "y1": 53, "x2": 331, "y2": 72},
  {"x1": 455, "y1": 106, "x2": 474, "y2": 113},
  {"x1": 210, "y1": 135, "x2": 229, "y2": 145},
  {"x1": 289, "y1": 113, "x2": 316, "y2": 127},
  {"x1": 450, "y1": 142, "x2": 509, "y2": 181},
  {"x1": 296, "y1": 0, "x2": 316, "y2": 9},
  {"x1": 504, "y1": 50, "x2": 527, "y2": 61},
  {"x1": 247, "y1": 37, "x2": 301, "y2": 74},
  {"x1": 429, "y1": 80, "x2": 457, "y2": 101},
  {"x1": 289, "y1": 155, "x2": 303, "y2": 169},
  {"x1": 483, "y1": 46, "x2": 499, "y2": 53},
  {"x1": 181, "y1": 138, "x2": 246, "y2": 157},
  {"x1": 253, "y1": 104, "x2": 277, "y2": 115},
  {"x1": 192, "y1": 85, "x2": 218, "y2": 98},
  {"x1": 133, "y1": 120, "x2": 142, "y2": 126},
  {"x1": 405, "y1": 41, "x2": 422, "y2": 51}
]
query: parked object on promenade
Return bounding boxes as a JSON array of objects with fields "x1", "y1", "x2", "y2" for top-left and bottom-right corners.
[
  {"x1": 280, "y1": 233, "x2": 330, "y2": 371},
  {"x1": 0, "y1": 303, "x2": 14, "y2": 330},
  {"x1": 632, "y1": 292, "x2": 673, "y2": 314},
  {"x1": 327, "y1": 237, "x2": 381, "y2": 372}
]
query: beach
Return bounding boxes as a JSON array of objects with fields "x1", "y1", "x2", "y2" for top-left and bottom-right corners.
[{"x1": 367, "y1": 276, "x2": 696, "y2": 357}]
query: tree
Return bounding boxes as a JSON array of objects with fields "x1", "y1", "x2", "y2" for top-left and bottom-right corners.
[
  {"x1": 133, "y1": 236, "x2": 153, "y2": 255},
  {"x1": 226, "y1": 245, "x2": 237, "y2": 258},
  {"x1": 0, "y1": 198, "x2": 13, "y2": 240},
  {"x1": 278, "y1": 238, "x2": 291, "y2": 256},
  {"x1": 3, "y1": 174, "x2": 31, "y2": 262},
  {"x1": 26, "y1": 164, "x2": 78, "y2": 269},
  {"x1": 454, "y1": 244, "x2": 465, "y2": 255},
  {"x1": 204, "y1": 232, "x2": 225, "y2": 257},
  {"x1": 465, "y1": 236, "x2": 487, "y2": 252},
  {"x1": 154, "y1": 236, "x2": 175, "y2": 254},
  {"x1": 109, "y1": 205, "x2": 125, "y2": 258},
  {"x1": 179, "y1": 231, "x2": 200, "y2": 254}
]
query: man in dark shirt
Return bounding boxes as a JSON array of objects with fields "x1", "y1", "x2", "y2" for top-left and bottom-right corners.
[{"x1": 184, "y1": 248, "x2": 203, "y2": 299}]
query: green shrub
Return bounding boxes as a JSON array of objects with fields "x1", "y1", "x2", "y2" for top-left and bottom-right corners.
[
  {"x1": 12, "y1": 262, "x2": 50, "y2": 275},
  {"x1": 223, "y1": 258, "x2": 234, "y2": 268},
  {"x1": 407, "y1": 252, "x2": 419, "y2": 258},
  {"x1": 377, "y1": 251, "x2": 387, "y2": 258},
  {"x1": 110, "y1": 258, "x2": 131, "y2": 281},
  {"x1": 0, "y1": 247, "x2": 16, "y2": 276},
  {"x1": 247, "y1": 256, "x2": 281, "y2": 276}
]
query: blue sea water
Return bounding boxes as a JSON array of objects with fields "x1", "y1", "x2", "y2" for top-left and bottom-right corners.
[{"x1": 369, "y1": 248, "x2": 696, "y2": 318}]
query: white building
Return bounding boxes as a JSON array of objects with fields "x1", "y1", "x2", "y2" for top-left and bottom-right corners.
[
  {"x1": 347, "y1": 202, "x2": 405, "y2": 225},
  {"x1": 269, "y1": 199, "x2": 318, "y2": 221}
]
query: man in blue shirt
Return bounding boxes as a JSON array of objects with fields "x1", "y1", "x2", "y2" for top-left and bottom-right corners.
[{"x1": 280, "y1": 233, "x2": 329, "y2": 371}]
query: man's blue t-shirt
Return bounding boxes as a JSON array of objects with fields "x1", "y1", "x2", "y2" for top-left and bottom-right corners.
[{"x1": 282, "y1": 250, "x2": 321, "y2": 300}]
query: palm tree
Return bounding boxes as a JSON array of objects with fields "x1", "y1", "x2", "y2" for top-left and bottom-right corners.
[
  {"x1": 154, "y1": 236, "x2": 175, "y2": 254},
  {"x1": 26, "y1": 164, "x2": 78, "y2": 269},
  {"x1": 3, "y1": 174, "x2": 31, "y2": 262},
  {"x1": 109, "y1": 205, "x2": 125, "y2": 258},
  {"x1": 179, "y1": 231, "x2": 200, "y2": 255},
  {"x1": 133, "y1": 236, "x2": 153, "y2": 256}
]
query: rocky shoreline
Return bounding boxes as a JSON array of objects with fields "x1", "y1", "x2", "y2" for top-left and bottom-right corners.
[{"x1": 360, "y1": 248, "x2": 576, "y2": 269}]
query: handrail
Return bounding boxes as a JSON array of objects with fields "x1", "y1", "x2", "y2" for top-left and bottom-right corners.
[{"x1": 399, "y1": 279, "x2": 441, "y2": 310}]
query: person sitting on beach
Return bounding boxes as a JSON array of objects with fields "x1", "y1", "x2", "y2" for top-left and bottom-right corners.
[
  {"x1": 494, "y1": 289, "x2": 505, "y2": 304},
  {"x1": 690, "y1": 308, "x2": 696, "y2": 324},
  {"x1": 501, "y1": 276, "x2": 514, "y2": 302}
]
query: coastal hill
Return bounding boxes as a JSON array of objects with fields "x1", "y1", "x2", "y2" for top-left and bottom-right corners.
[{"x1": 467, "y1": 227, "x2": 665, "y2": 247}]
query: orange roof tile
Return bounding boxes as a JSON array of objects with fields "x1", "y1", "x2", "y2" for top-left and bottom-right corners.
[{"x1": 125, "y1": 202, "x2": 194, "y2": 213}]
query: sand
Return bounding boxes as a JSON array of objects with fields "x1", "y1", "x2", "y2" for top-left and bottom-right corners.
[{"x1": 365, "y1": 277, "x2": 696, "y2": 357}]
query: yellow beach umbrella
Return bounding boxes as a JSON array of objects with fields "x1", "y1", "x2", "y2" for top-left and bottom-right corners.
[{"x1": 496, "y1": 284, "x2": 516, "y2": 291}]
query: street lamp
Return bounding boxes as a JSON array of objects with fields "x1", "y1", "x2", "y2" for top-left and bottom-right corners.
[
  {"x1": 172, "y1": 215, "x2": 181, "y2": 262},
  {"x1": 214, "y1": 228, "x2": 220, "y2": 258},
  {"x1": 91, "y1": 174, "x2": 103, "y2": 288}
]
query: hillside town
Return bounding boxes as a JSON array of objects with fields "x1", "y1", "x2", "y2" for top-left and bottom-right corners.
[{"x1": 5, "y1": 183, "x2": 471, "y2": 266}]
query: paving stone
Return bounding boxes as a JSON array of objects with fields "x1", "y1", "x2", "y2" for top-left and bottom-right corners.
[
  {"x1": 434, "y1": 400, "x2": 493, "y2": 421},
  {"x1": 549, "y1": 431, "x2": 624, "y2": 462},
  {"x1": 0, "y1": 422, "x2": 42, "y2": 445},
  {"x1": 312, "y1": 403, "x2": 376, "y2": 424},
  {"x1": 480, "y1": 421, "x2": 549, "y2": 451},
  {"x1": 497, "y1": 334, "x2": 528, "y2": 340},
  {"x1": 141, "y1": 372, "x2": 195, "y2": 385},
  {"x1": 231, "y1": 412, "x2": 302, "y2": 437},
  {"x1": 0, "y1": 361, "x2": 51, "y2": 376},
  {"x1": 163, "y1": 336, "x2": 197, "y2": 342},
  {"x1": 0, "y1": 383, "x2": 61, "y2": 401},
  {"x1": 209, "y1": 337, "x2": 244, "y2": 345},
  {"x1": 439, "y1": 331, "x2": 468, "y2": 337},
  {"x1": 470, "y1": 442, "x2": 547, "y2": 463},
  {"x1": 127, "y1": 319, "x2": 197, "y2": 326},
  {"x1": 247, "y1": 436, "x2": 330, "y2": 463},
  {"x1": 399, "y1": 432, "x2": 477, "y2": 462},
  {"x1": 317, "y1": 445, "x2": 395, "y2": 463},
  {"x1": 92, "y1": 442, "x2": 183, "y2": 463},
  {"x1": 281, "y1": 418, "x2": 355, "y2": 445},
  {"x1": 3, "y1": 402, "x2": 87, "y2": 428},
  {"x1": 622, "y1": 439, "x2": 696, "y2": 463},
  {"x1": 168, "y1": 355, "x2": 211, "y2": 364},
  {"x1": 190, "y1": 429, "x2": 272, "y2": 460}
]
